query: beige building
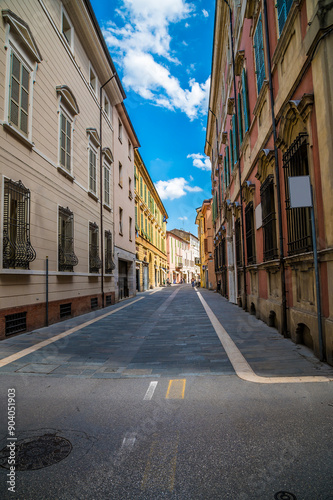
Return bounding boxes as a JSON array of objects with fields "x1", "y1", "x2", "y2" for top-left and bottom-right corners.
[
  {"x1": 0, "y1": 1, "x2": 137, "y2": 338},
  {"x1": 134, "y1": 150, "x2": 168, "y2": 291},
  {"x1": 195, "y1": 200, "x2": 216, "y2": 290}
]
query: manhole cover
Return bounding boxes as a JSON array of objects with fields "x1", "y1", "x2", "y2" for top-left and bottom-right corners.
[
  {"x1": 274, "y1": 493, "x2": 297, "y2": 500},
  {"x1": 0, "y1": 435, "x2": 72, "y2": 471}
]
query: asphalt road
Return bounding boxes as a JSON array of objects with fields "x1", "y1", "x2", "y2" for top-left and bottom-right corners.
[{"x1": 0, "y1": 285, "x2": 332, "y2": 500}]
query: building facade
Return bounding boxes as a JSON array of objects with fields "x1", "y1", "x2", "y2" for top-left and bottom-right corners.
[
  {"x1": 134, "y1": 149, "x2": 168, "y2": 291},
  {"x1": 195, "y1": 200, "x2": 216, "y2": 289},
  {"x1": 205, "y1": 0, "x2": 333, "y2": 365},
  {"x1": 0, "y1": 1, "x2": 138, "y2": 338},
  {"x1": 167, "y1": 229, "x2": 200, "y2": 283}
]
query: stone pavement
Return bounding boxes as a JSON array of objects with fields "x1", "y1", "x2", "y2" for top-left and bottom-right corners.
[{"x1": 0, "y1": 285, "x2": 332, "y2": 380}]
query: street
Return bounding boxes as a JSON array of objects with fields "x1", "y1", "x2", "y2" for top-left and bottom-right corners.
[{"x1": 0, "y1": 285, "x2": 333, "y2": 500}]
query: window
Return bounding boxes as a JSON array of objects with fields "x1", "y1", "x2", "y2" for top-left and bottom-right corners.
[
  {"x1": 238, "y1": 93, "x2": 243, "y2": 145},
  {"x1": 119, "y1": 162, "x2": 123, "y2": 187},
  {"x1": 245, "y1": 202, "x2": 256, "y2": 264},
  {"x1": 141, "y1": 213, "x2": 144, "y2": 233},
  {"x1": 241, "y1": 69, "x2": 250, "y2": 133},
  {"x1": 104, "y1": 163, "x2": 110, "y2": 206},
  {"x1": 260, "y1": 175, "x2": 278, "y2": 261},
  {"x1": 235, "y1": 218, "x2": 242, "y2": 293},
  {"x1": 128, "y1": 140, "x2": 132, "y2": 159},
  {"x1": 118, "y1": 119, "x2": 123, "y2": 142},
  {"x1": 89, "y1": 222, "x2": 101, "y2": 273},
  {"x1": 61, "y1": 7, "x2": 73, "y2": 50},
  {"x1": 129, "y1": 177, "x2": 133, "y2": 199},
  {"x1": 129, "y1": 217, "x2": 132, "y2": 241},
  {"x1": 105, "y1": 230, "x2": 115, "y2": 274},
  {"x1": 3, "y1": 179, "x2": 36, "y2": 269},
  {"x1": 276, "y1": 0, "x2": 293, "y2": 36},
  {"x1": 89, "y1": 146, "x2": 97, "y2": 194},
  {"x1": 104, "y1": 95, "x2": 110, "y2": 119},
  {"x1": 283, "y1": 133, "x2": 312, "y2": 255},
  {"x1": 119, "y1": 208, "x2": 123, "y2": 234},
  {"x1": 144, "y1": 185, "x2": 147, "y2": 204},
  {"x1": 254, "y1": 14, "x2": 265, "y2": 94},
  {"x1": 9, "y1": 52, "x2": 30, "y2": 136},
  {"x1": 59, "y1": 110, "x2": 72, "y2": 172},
  {"x1": 135, "y1": 204, "x2": 139, "y2": 231},
  {"x1": 224, "y1": 148, "x2": 230, "y2": 189},
  {"x1": 58, "y1": 207, "x2": 78, "y2": 272},
  {"x1": 89, "y1": 65, "x2": 97, "y2": 94},
  {"x1": 140, "y1": 177, "x2": 143, "y2": 197}
]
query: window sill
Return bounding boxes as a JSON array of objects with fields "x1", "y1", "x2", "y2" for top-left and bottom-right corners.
[
  {"x1": 2, "y1": 122, "x2": 33, "y2": 149},
  {"x1": 253, "y1": 80, "x2": 269, "y2": 117},
  {"x1": 103, "y1": 203, "x2": 112, "y2": 212},
  {"x1": 57, "y1": 165, "x2": 74, "y2": 182},
  {"x1": 88, "y1": 191, "x2": 99, "y2": 202},
  {"x1": 118, "y1": 183, "x2": 123, "y2": 189}
]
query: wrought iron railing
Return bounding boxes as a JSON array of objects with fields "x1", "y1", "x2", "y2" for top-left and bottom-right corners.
[
  {"x1": 58, "y1": 207, "x2": 78, "y2": 272},
  {"x1": 261, "y1": 174, "x2": 278, "y2": 261},
  {"x1": 105, "y1": 230, "x2": 115, "y2": 274},
  {"x1": 89, "y1": 222, "x2": 102, "y2": 273},
  {"x1": 245, "y1": 202, "x2": 256, "y2": 264}
]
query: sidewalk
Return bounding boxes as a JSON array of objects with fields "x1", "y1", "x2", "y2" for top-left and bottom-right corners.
[{"x1": 198, "y1": 287, "x2": 333, "y2": 378}]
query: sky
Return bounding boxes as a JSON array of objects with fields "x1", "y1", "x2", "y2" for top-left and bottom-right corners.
[{"x1": 90, "y1": 0, "x2": 215, "y2": 235}]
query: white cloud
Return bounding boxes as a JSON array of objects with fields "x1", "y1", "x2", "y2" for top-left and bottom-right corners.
[
  {"x1": 155, "y1": 177, "x2": 203, "y2": 200},
  {"x1": 178, "y1": 216, "x2": 188, "y2": 220},
  {"x1": 202, "y1": 9, "x2": 209, "y2": 17},
  {"x1": 187, "y1": 153, "x2": 211, "y2": 171},
  {"x1": 102, "y1": 0, "x2": 210, "y2": 120}
]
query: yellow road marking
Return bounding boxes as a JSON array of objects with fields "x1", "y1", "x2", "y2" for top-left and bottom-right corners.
[
  {"x1": 165, "y1": 379, "x2": 186, "y2": 399},
  {"x1": 0, "y1": 297, "x2": 145, "y2": 368},
  {"x1": 141, "y1": 432, "x2": 179, "y2": 492}
]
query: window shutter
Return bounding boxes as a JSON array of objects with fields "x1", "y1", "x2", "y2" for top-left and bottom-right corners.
[
  {"x1": 226, "y1": 146, "x2": 230, "y2": 186},
  {"x1": 277, "y1": 0, "x2": 293, "y2": 36},
  {"x1": 241, "y1": 69, "x2": 249, "y2": 132},
  {"x1": 224, "y1": 156, "x2": 227, "y2": 190},
  {"x1": 254, "y1": 14, "x2": 265, "y2": 93},
  {"x1": 238, "y1": 93, "x2": 243, "y2": 145},
  {"x1": 221, "y1": 169, "x2": 224, "y2": 200},
  {"x1": 232, "y1": 114, "x2": 237, "y2": 164},
  {"x1": 229, "y1": 131, "x2": 233, "y2": 171}
]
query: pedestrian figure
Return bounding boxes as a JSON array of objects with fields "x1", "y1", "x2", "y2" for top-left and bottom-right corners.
[{"x1": 191, "y1": 278, "x2": 195, "y2": 288}]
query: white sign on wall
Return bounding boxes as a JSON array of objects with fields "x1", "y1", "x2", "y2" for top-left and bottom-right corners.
[
  {"x1": 255, "y1": 203, "x2": 262, "y2": 230},
  {"x1": 288, "y1": 176, "x2": 312, "y2": 208}
]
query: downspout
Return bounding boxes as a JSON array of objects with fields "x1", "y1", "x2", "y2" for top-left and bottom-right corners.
[
  {"x1": 263, "y1": 0, "x2": 287, "y2": 336},
  {"x1": 224, "y1": 0, "x2": 247, "y2": 310},
  {"x1": 100, "y1": 74, "x2": 116, "y2": 308}
]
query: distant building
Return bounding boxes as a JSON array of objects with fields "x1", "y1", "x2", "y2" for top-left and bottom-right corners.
[
  {"x1": 134, "y1": 150, "x2": 168, "y2": 290},
  {"x1": 195, "y1": 201, "x2": 216, "y2": 290},
  {"x1": 168, "y1": 229, "x2": 200, "y2": 283}
]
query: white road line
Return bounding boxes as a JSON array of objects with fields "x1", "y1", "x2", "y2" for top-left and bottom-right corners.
[
  {"x1": 143, "y1": 381, "x2": 158, "y2": 400},
  {"x1": 195, "y1": 289, "x2": 333, "y2": 384},
  {"x1": 0, "y1": 297, "x2": 145, "y2": 368},
  {"x1": 121, "y1": 434, "x2": 137, "y2": 449}
]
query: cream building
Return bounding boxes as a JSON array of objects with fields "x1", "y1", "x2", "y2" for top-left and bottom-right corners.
[
  {"x1": 0, "y1": 1, "x2": 138, "y2": 338},
  {"x1": 134, "y1": 150, "x2": 168, "y2": 290}
]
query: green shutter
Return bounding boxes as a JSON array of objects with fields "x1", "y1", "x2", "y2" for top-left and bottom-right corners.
[
  {"x1": 232, "y1": 114, "x2": 237, "y2": 164},
  {"x1": 254, "y1": 14, "x2": 265, "y2": 93},
  {"x1": 229, "y1": 131, "x2": 233, "y2": 171},
  {"x1": 224, "y1": 156, "x2": 227, "y2": 190},
  {"x1": 277, "y1": 0, "x2": 292, "y2": 36},
  {"x1": 226, "y1": 146, "x2": 230, "y2": 186},
  {"x1": 221, "y1": 168, "x2": 224, "y2": 200},
  {"x1": 242, "y1": 69, "x2": 249, "y2": 132},
  {"x1": 238, "y1": 93, "x2": 243, "y2": 145}
]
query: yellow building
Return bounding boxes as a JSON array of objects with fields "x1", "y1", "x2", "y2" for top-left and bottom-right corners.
[{"x1": 134, "y1": 150, "x2": 168, "y2": 290}]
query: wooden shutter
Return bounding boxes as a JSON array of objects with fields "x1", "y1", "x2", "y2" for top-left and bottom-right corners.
[{"x1": 242, "y1": 69, "x2": 249, "y2": 132}]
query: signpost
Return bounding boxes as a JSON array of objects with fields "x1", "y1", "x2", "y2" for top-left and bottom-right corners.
[{"x1": 288, "y1": 176, "x2": 324, "y2": 360}]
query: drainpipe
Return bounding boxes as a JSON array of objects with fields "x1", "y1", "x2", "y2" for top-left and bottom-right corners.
[
  {"x1": 223, "y1": 0, "x2": 247, "y2": 310},
  {"x1": 100, "y1": 74, "x2": 116, "y2": 308},
  {"x1": 263, "y1": 0, "x2": 287, "y2": 336}
]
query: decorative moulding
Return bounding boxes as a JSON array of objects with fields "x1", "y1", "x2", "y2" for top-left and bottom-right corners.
[
  {"x1": 227, "y1": 98, "x2": 235, "y2": 115},
  {"x1": 86, "y1": 128, "x2": 101, "y2": 147},
  {"x1": 2, "y1": 9, "x2": 42, "y2": 62},
  {"x1": 235, "y1": 50, "x2": 245, "y2": 76},
  {"x1": 56, "y1": 86, "x2": 80, "y2": 115}
]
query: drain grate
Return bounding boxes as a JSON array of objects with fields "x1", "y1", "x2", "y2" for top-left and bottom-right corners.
[
  {"x1": 0, "y1": 435, "x2": 72, "y2": 471},
  {"x1": 274, "y1": 493, "x2": 297, "y2": 500}
]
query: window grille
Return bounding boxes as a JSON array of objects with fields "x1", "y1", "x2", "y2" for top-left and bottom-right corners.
[
  {"x1": 89, "y1": 222, "x2": 101, "y2": 273},
  {"x1": 105, "y1": 230, "x2": 115, "y2": 273},
  {"x1": 58, "y1": 207, "x2": 78, "y2": 272},
  {"x1": 260, "y1": 175, "x2": 278, "y2": 260},
  {"x1": 235, "y1": 218, "x2": 242, "y2": 293},
  {"x1": 232, "y1": 114, "x2": 237, "y2": 165},
  {"x1": 3, "y1": 179, "x2": 36, "y2": 269},
  {"x1": 91, "y1": 297, "x2": 98, "y2": 309},
  {"x1": 283, "y1": 133, "x2": 312, "y2": 255},
  {"x1": 5, "y1": 312, "x2": 27, "y2": 336},
  {"x1": 241, "y1": 69, "x2": 250, "y2": 133},
  {"x1": 105, "y1": 295, "x2": 112, "y2": 306},
  {"x1": 9, "y1": 53, "x2": 29, "y2": 135},
  {"x1": 238, "y1": 93, "x2": 243, "y2": 145},
  {"x1": 60, "y1": 303, "x2": 71, "y2": 318},
  {"x1": 221, "y1": 237, "x2": 228, "y2": 297},
  {"x1": 276, "y1": 0, "x2": 293, "y2": 36},
  {"x1": 245, "y1": 202, "x2": 256, "y2": 264},
  {"x1": 104, "y1": 165, "x2": 110, "y2": 205}
]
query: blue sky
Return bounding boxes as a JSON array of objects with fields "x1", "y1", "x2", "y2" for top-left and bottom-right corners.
[{"x1": 90, "y1": 0, "x2": 214, "y2": 235}]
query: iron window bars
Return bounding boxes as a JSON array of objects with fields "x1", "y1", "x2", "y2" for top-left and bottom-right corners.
[
  {"x1": 283, "y1": 133, "x2": 312, "y2": 255},
  {"x1": 58, "y1": 207, "x2": 78, "y2": 272},
  {"x1": 260, "y1": 174, "x2": 278, "y2": 261},
  {"x1": 3, "y1": 179, "x2": 36, "y2": 269},
  {"x1": 89, "y1": 222, "x2": 102, "y2": 273},
  {"x1": 245, "y1": 202, "x2": 256, "y2": 264},
  {"x1": 105, "y1": 230, "x2": 115, "y2": 274},
  {"x1": 235, "y1": 218, "x2": 242, "y2": 293}
]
